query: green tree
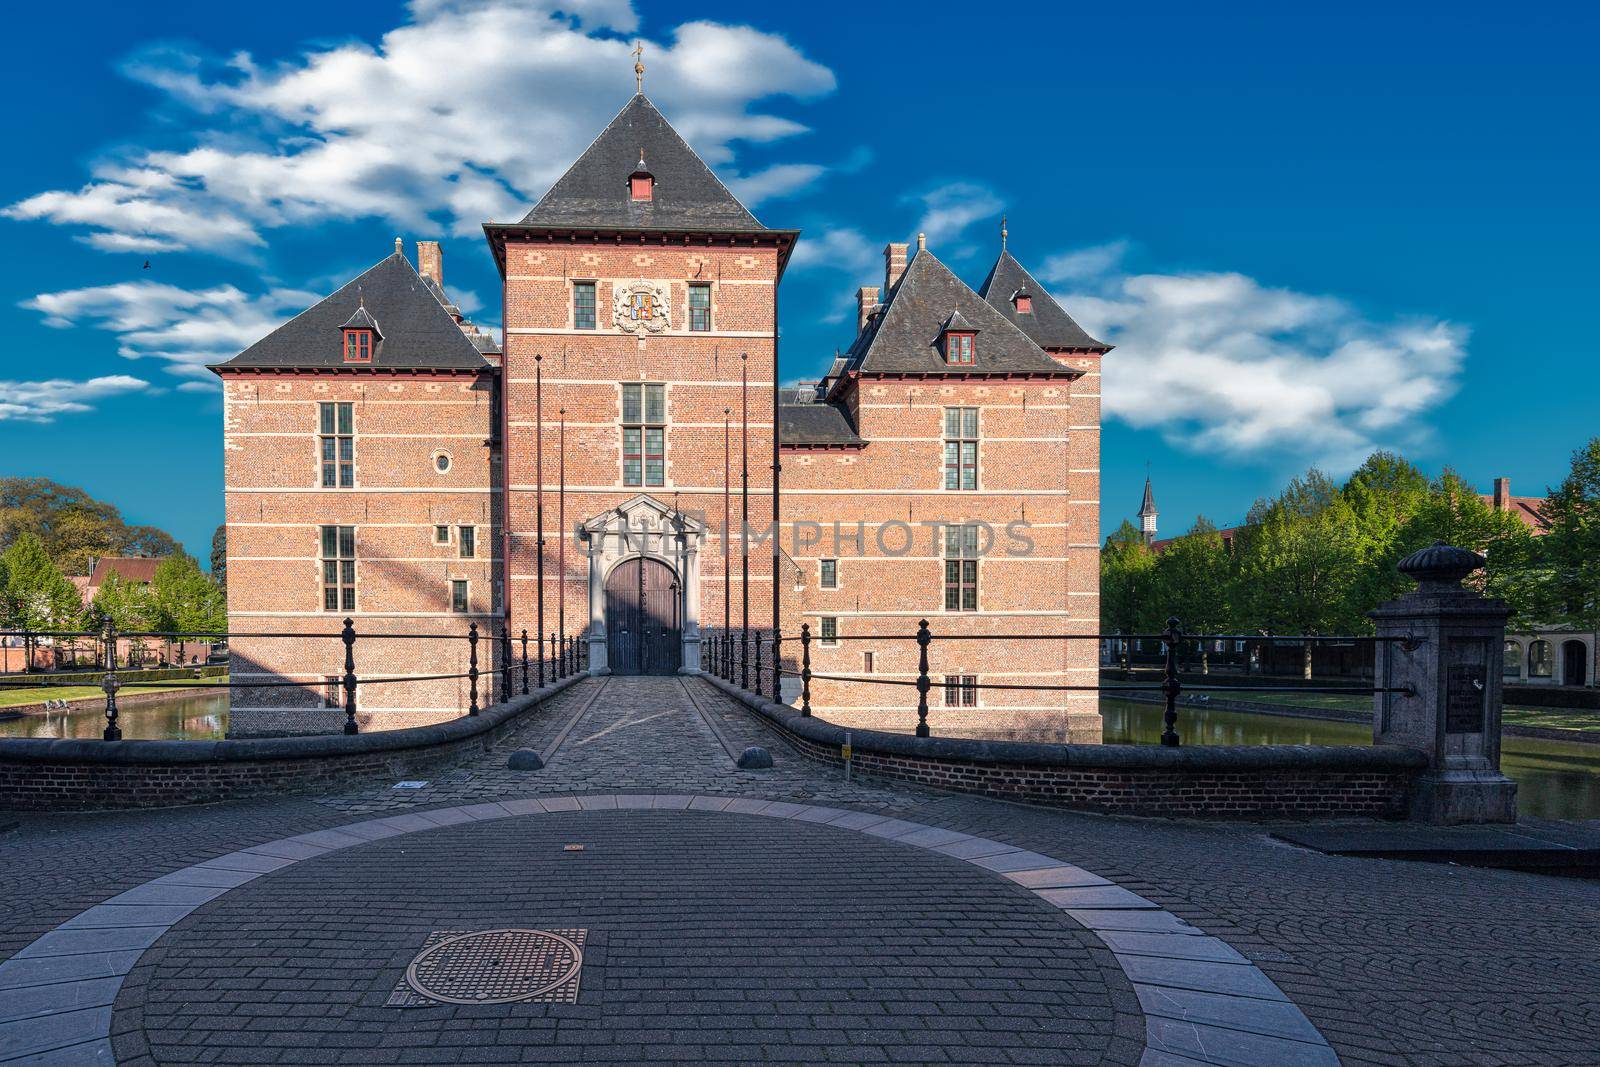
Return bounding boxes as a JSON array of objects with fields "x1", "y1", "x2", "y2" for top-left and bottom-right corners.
[
  {"x1": 150, "y1": 555, "x2": 226, "y2": 636},
  {"x1": 1233, "y1": 470, "x2": 1361, "y2": 676},
  {"x1": 0, "y1": 477, "x2": 181, "y2": 576},
  {"x1": 1153, "y1": 518, "x2": 1232, "y2": 672},
  {"x1": 1101, "y1": 520, "x2": 1158, "y2": 668},
  {"x1": 210, "y1": 524, "x2": 228, "y2": 593},
  {"x1": 2, "y1": 532, "x2": 84, "y2": 669},
  {"x1": 87, "y1": 570, "x2": 153, "y2": 632},
  {"x1": 1534, "y1": 437, "x2": 1600, "y2": 630},
  {"x1": 1341, "y1": 451, "x2": 1431, "y2": 610}
]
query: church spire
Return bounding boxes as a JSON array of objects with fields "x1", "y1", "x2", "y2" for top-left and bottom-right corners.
[{"x1": 1138, "y1": 475, "x2": 1158, "y2": 546}]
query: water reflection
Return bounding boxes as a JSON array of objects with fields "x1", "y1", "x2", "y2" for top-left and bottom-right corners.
[{"x1": 0, "y1": 693, "x2": 228, "y2": 740}]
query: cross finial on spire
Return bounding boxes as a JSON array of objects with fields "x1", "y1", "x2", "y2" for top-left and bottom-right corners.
[
  {"x1": 632, "y1": 41, "x2": 645, "y2": 94},
  {"x1": 1001, "y1": 215, "x2": 1008, "y2": 251}
]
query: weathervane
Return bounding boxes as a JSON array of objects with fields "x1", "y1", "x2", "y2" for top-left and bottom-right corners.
[
  {"x1": 1001, "y1": 214, "x2": 1008, "y2": 251},
  {"x1": 632, "y1": 42, "x2": 645, "y2": 93}
]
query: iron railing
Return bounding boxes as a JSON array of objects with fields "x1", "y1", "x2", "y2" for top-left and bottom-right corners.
[
  {"x1": 704, "y1": 617, "x2": 1416, "y2": 746},
  {"x1": 0, "y1": 622, "x2": 588, "y2": 741}
]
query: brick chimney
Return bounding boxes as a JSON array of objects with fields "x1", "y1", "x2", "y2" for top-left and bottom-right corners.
[
  {"x1": 856, "y1": 286, "x2": 879, "y2": 335},
  {"x1": 884, "y1": 242, "x2": 908, "y2": 293},
  {"x1": 1493, "y1": 477, "x2": 1510, "y2": 510},
  {"x1": 417, "y1": 241, "x2": 443, "y2": 286}
]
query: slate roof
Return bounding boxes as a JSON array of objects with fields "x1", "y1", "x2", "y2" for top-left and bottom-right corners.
[
  {"x1": 840, "y1": 248, "x2": 1079, "y2": 379},
  {"x1": 213, "y1": 253, "x2": 492, "y2": 372},
  {"x1": 339, "y1": 305, "x2": 382, "y2": 335},
  {"x1": 87, "y1": 556, "x2": 162, "y2": 588},
  {"x1": 1139, "y1": 477, "x2": 1158, "y2": 518},
  {"x1": 779, "y1": 400, "x2": 864, "y2": 447},
  {"x1": 978, "y1": 250, "x2": 1109, "y2": 351},
  {"x1": 516, "y1": 95, "x2": 767, "y2": 233}
]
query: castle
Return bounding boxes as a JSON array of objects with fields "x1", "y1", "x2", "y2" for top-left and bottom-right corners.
[{"x1": 212, "y1": 91, "x2": 1108, "y2": 740}]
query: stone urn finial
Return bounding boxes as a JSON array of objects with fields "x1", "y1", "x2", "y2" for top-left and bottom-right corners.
[{"x1": 1396, "y1": 540, "x2": 1484, "y2": 590}]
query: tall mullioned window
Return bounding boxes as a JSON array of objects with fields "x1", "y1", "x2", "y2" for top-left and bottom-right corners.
[
  {"x1": 689, "y1": 283, "x2": 712, "y2": 332},
  {"x1": 574, "y1": 282, "x2": 597, "y2": 330},
  {"x1": 944, "y1": 524, "x2": 979, "y2": 612},
  {"x1": 944, "y1": 675, "x2": 977, "y2": 707},
  {"x1": 943, "y1": 407, "x2": 978, "y2": 490},
  {"x1": 459, "y1": 526, "x2": 476, "y2": 559},
  {"x1": 622, "y1": 383, "x2": 666, "y2": 487},
  {"x1": 320, "y1": 525, "x2": 356, "y2": 612},
  {"x1": 319, "y1": 402, "x2": 354, "y2": 488},
  {"x1": 819, "y1": 559, "x2": 838, "y2": 589}
]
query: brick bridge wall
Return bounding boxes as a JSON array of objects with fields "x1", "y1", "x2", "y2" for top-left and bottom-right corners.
[
  {"x1": 0, "y1": 674, "x2": 582, "y2": 812},
  {"x1": 704, "y1": 675, "x2": 1426, "y2": 819}
]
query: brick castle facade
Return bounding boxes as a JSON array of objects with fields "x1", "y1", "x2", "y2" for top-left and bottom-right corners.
[{"x1": 213, "y1": 93, "x2": 1109, "y2": 739}]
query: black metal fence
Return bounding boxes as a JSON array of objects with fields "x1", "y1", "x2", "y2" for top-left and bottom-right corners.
[
  {"x1": 0, "y1": 621, "x2": 588, "y2": 741},
  {"x1": 703, "y1": 617, "x2": 1417, "y2": 747}
]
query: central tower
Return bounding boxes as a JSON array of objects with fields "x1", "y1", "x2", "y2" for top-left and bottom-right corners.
[{"x1": 485, "y1": 94, "x2": 795, "y2": 675}]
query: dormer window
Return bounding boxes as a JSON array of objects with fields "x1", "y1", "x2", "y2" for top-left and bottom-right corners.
[
  {"x1": 939, "y1": 310, "x2": 977, "y2": 366},
  {"x1": 629, "y1": 151, "x2": 654, "y2": 201},
  {"x1": 1012, "y1": 289, "x2": 1033, "y2": 314},
  {"x1": 343, "y1": 329, "x2": 372, "y2": 362},
  {"x1": 338, "y1": 304, "x2": 381, "y2": 364}
]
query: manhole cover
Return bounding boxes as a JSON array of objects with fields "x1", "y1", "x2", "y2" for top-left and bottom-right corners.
[{"x1": 401, "y1": 929, "x2": 584, "y2": 1005}]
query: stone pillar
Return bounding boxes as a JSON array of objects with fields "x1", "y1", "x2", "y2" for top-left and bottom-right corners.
[
  {"x1": 681, "y1": 541, "x2": 702, "y2": 674},
  {"x1": 1371, "y1": 542, "x2": 1516, "y2": 824},
  {"x1": 584, "y1": 533, "x2": 610, "y2": 675}
]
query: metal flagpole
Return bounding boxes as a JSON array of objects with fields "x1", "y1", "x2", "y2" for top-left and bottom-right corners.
[
  {"x1": 723, "y1": 405, "x2": 731, "y2": 671},
  {"x1": 558, "y1": 406, "x2": 566, "y2": 666},
  {"x1": 535, "y1": 354, "x2": 545, "y2": 687},
  {"x1": 740, "y1": 352, "x2": 750, "y2": 689}
]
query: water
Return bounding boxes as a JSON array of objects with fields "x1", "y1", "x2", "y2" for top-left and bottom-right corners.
[
  {"x1": 0, "y1": 692, "x2": 228, "y2": 740},
  {"x1": 1102, "y1": 698, "x2": 1600, "y2": 822}
]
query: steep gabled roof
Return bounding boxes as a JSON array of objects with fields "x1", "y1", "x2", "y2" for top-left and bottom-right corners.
[
  {"x1": 213, "y1": 253, "x2": 491, "y2": 373},
  {"x1": 841, "y1": 249, "x2": 1078, "y2": 378},
  {"x1": 978, "y1": 250, "x2": 1108, "y2": 351},
  {"x1": 779, "y1": 400, "x2": 864, "y2": 447},
  {"x1": 517, "y1": 95, "x2": 766, "y2": 233}
]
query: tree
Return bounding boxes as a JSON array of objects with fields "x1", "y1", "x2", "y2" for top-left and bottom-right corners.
[
  {"x1": 86, "y1": 570, "x2": 153, "y2": 632},
  {"x1": 1535, "y1": 437, "x2": 1600, "y2": 630},
  {"x1": 210, "y1": 524, "x2": 228, "y2": 593},
  {"x1": 150, "y1": 555, "x2": 226, "y2": 636},
  {"x1": 1, "y1": 532, "x2": 84, "y2": 670},
  {"x1": 1153, "y1": 518, "x2": 1232, "y2": 672},
  {"x1": 1341, "y1": 451, "x2": 1431, "y2": 611},
  {"x1": 1232, "y1": 470, "x2": 1362, "y2": 676},
  {"x1": 0, "y1": 477, "x2": 181, "y2": 576},
  {"x1": 1101, "y1": 520, "x2": 1158, "y2": 668}
]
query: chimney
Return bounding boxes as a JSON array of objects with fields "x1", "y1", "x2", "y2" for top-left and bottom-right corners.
[
  {"x1": 856, "y1": 286, "x2": 879, "y2": 335},
  {"x1": 1493, "y1": 477, "x2": 1510, "y2": 510},
  {"x1": 417, "y1": 241, "x2": 443, "y2": 286},
  {"x1": 884, "y1": 242, "x2": 908, "y2": 293}
]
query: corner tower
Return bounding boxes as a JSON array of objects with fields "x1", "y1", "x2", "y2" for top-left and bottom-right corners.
[{"x1": 485, "y1": 93, "x2": 796, "y2": 675}]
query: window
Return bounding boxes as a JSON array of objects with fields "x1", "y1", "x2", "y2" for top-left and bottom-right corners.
[
  {"x1": 622, "y1": 383, "x2": 666, "y2": 487},
  {"x1": 435, "y1": 452, "x2": 451, "y2": 473},
  {"x1": 689, "y1": 283, "x2": 711, "y2": 332},
  {"x1": 573, "y1": 282, "x2": 597, "y2": 330},
  {"x1": 630, "y1": 172, "x2": 653, "y2": 200},
  {"x1": 320, "y1": 525, "x2": 356, "y2": 612},
  {"x1": 1528, "y1": 640, "x2": 1553, "y2": 678},
  {"x1": 322, "y1": 677, "x2": 342, "y2": 709},
  {"x1": 319, "y1": 402, "x2": 354, "y2": 488},
  {"x1": 819, "y1": 559, "x2": 838, "y2": 589},
  {"x1": 819, "y1": 617, "x2": 838, "y2": 646},
  {"x1": 459, "y1": 526, "x2": 476, "y2": 559},
  {"x1": 943, "y1": 407, "x2": 978, "y2": 490},
  {"x1": 944, "y1": 675, "x2": 977, "y2": 707},
  {"x1": 434, "y1": 525, "x2": 450, "y2": 545},
  {"x1": 862, "y1": 651, "x2": 874, "y2": 674},
  {"x1": 1013, "y1": 291, "x2": 1033, "y2": 314},
  {"x1": 945, "y1": 332, "x2": 975, "y2": 365},
  {"x1": 342, "y1": 330, "x2": 372, "y2": 363},
  {"x1": 1503, "y1": 641, "x2": 1522, "y2": 679},
  {"x1": 944, "y1": 524, "x2": 979, "y2": 611},
  {"x1": 451, "y1": 579, "x2": 469, "y2": 613}
]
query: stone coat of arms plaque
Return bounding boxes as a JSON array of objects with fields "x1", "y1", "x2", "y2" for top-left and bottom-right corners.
[{"x1": 613, "y1": 282, "x2": 670, "y2": 334}]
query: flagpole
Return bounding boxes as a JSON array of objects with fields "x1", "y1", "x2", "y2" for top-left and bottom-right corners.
[{"x1": 740, "y1": 352, "x2": 750, "y2": 689}]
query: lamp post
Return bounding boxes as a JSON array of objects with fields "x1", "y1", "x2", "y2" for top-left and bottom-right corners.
[
  {"x1": 723, "y1": 405, "x2": 731, "y2": 681},
  {"x1": 535, "y1": 354, "x2": 546, "y2": 688},
  {"x1": 740, "y1": 352, "x2": 749, "y2": 690},
  {"x1": 558, "y1": 406, "x2": 566, "y2": 668}
]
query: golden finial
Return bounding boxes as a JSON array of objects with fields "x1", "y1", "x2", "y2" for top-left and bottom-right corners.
[
  {"x1": 632, "y1": 41, "x2": 645, "y2": 94},
  {"x1": 1001, "y1": 215, "x2": 1008, "y2": 250}
]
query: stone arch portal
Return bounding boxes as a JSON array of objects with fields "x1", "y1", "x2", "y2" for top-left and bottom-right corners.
[{"x1": 578, "y1": 494, "x2": 704, "y2": 675}]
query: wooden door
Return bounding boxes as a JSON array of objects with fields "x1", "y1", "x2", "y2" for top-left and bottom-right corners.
[
  {"x1": 605, "y1": 558, "x2": 681, "y2": 676},
  {"x1": 1563, "y1": 641, "x2": 1587, "y2": 687}
]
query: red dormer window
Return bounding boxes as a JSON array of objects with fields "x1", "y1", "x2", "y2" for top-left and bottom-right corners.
[
  {"x1": 945, "y1": 332, "x2": 975, "y2": 365},
  {"x1": 630, "y1": 173, "x2": 653, "y2": 200},
  {"x1": 1013, "y1": 292, "x2": 1033, "y2": 314},
  {"x1": 343, "y1": 330, "x2": 372, "y2": 363}
]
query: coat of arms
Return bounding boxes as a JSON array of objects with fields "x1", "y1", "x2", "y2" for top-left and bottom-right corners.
[{"x1": 612, "y1": 283, "x2": 670, "y2": 334}]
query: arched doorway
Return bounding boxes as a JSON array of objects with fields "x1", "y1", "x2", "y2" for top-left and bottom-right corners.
[
  {"x1": 605, "y1": 557, "x2": 682, "y2": 676},
  {"x1": 1563, "y1": 640, "x2": 1588, "y2": 687}
]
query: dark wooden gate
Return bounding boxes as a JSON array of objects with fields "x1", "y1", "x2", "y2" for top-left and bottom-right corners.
[
  {"x1": 1564, "y1": 641, "x2": 1588, "y2": 687},
  {"x1": 604, "y1": 557, "x2": 681, "y2": 676}
]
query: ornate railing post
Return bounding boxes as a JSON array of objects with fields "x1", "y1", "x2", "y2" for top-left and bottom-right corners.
[
  {"x1": 549, "y1": 632, "x2": 557, "y2": 684},
  {"x1": 538, "y1": 630, "x2": 547, "y2": 688},
  {"x1": 520, "y1": 629, "x2": 530, "y2": 695},
  {"x1": 915, "y1": 619, "x2": 932, "y2": 738},
  {"x1": 341, "y1": 617, "x2": 359, "y2": 735},
  {"x1": 467, "y1": 622, "x2": 480, "y2": 715},
  {"x1": 499, "y1": 627, "x2": 512, "y2": 703},
  {"x1": 753, "y1": 630, "x2": 763, "y2": 695},
  {"x1": 741, "y1": 628, "x2": 750, "y2": 691},
  {"x1": 101, "y1": 619, "x2": 122, "y2": 741},
  {"x1": 771, "y1": 628, "x2": 782, "y2": 703},
  {"x1": 800, "y1": 623, "x2": 812, "y2": 717},
  {"x1": 1160, "y1": 615, "x2": 1183, "y2": 747}
]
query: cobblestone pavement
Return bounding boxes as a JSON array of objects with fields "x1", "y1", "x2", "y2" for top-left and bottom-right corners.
[{"x1": 2, "y1": 676, "x2": 1599, "y2": 1065}]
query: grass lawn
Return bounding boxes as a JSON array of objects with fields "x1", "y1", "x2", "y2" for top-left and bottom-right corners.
[{"x1": 0, "y1": 678, "x2": 228, "y2": 710}]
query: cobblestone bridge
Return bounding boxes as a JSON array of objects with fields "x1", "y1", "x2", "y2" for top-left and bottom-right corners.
[{"x1": 2, "y1": 677, "x2": 1598, "y2": 1065}]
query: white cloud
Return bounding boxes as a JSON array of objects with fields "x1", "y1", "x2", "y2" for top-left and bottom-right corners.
[
  {"x1": 726, "y1": 164, "x2": 826, "y2": 208},
  {"x1": 789, "y1": 227, "x2": 878, "y2": 275},
  {"x1": 910, "y1": 182, "x2": 1002, "y2": 248},
  {"x1": 0, "y1": 376, "x2": 151, "y2": 422},
  {"x1": 1038, "y1": 240, "x2": 1131, "y2": 284},
  {"x1": 1049, "y1": 245, "x2": 1469, "y2": 467},
  {"x1": 5, "y1": 2, "x2": 835, "y2": 252},
  {"x1": 22, "y1": 282, "x2": 315, "y2": 379}
]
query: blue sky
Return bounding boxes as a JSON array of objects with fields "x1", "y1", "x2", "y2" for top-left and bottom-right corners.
[{"x1": 2, "y1": 0, "x2": 1596, "y2": 563}]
